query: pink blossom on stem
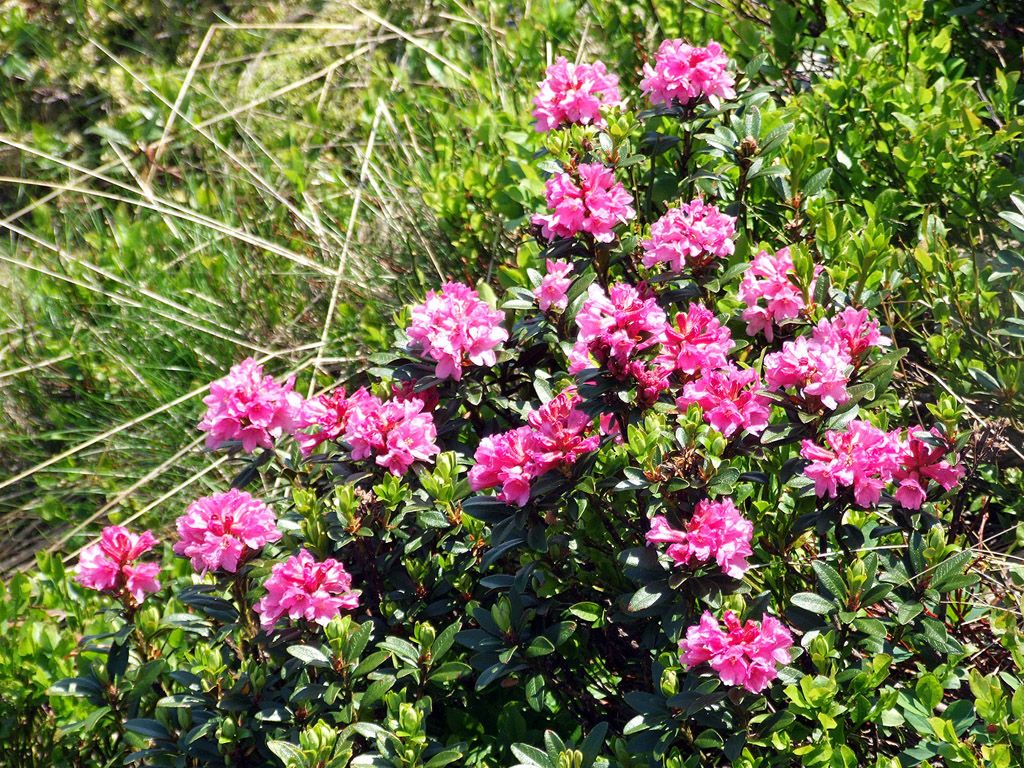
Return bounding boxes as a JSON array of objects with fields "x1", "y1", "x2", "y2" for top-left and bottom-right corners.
[
  {"x1": 799, "y1": 419, "x2": 904, "y2": 507},
  {"x1": 573, "y1": 282, "x2": 668, "y2": 377},
  {"x1": 680, "y1": 610, "x2": 792, "y2": 693},
  {"x1": 647, "y1": 498, "x2": 753, "y2": 578},
  {"x1": 738, "y1": 248, "x2": 818, "y2": 342},
  {"x1": 656, "y1": 303, "x2": 733, "y2": 376},
  {"x1": 533, "y1": 163, "x2": 635, "y2": 243},
  {"x1": 645, "y1": 516, "x2": 689, "y2": 566},
  {"x1": 468, "y1": 426, "x2": 536, "y2": 507},
  {"x1": 391, "y1": 378, "x2": 440, "y2": 412},
  {"x1": 198, "y1": 358, "x2": 303, "y2": 453},
  {"x1": 75, "y1": 525, "x2": 161, "y2": 603},
  {"x1": 255, "y1": 549, "x2": 359, "y2": 631},
  {"x1": 534, "y1": 259, "x2": 574, "y2": 312},
  {"x1": 764, "y1": 336, "x2": 851, "y2": 410},
  {"x1": 640, "y1": 39, "x2": 736, "y2": 106},
  {"x1": 641, "y1": 199, "x2": 736, "y2": 273},
  {"x1": 811, "y1": 307, "x2": 891, "y2": 363},
  {"x1": 532, "y1": 57, "x2": 622, "y2": 132},
  {"x1": 527, "y1": 386, "x2": 600, "y2": 474},
  {"x1": 174, "y1": 489, "x2": 281, "y2": 574},
  {"x1": 294, "y1": 386, "x2": 377, "y2": 457},
  {"x1": 678, "y1": 364, "x2": 771, "y2": 437},
  {"x1": 345, "y1": 396, "x2": 440, "y2": 476},
  {"x1": 407, "y1": 282, "x2": 508, "y2": 382},
  {"x1": 891, "y1": 428, "x2": 965, "y2": 509}
]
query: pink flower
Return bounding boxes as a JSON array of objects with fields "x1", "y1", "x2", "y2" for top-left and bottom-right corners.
[
  {"x1": 533, "y1": 163, "x2": 635, "y2": 243},
  {"x1": 407, "y1": 282, "x2": 508, "y2": 381},
  {"x1": 647, "y1": 498, "x2": 753, "y2": 578},
  {"x1": 812, "y1": 307, "x2": 891, "y2": 363},
  {"x1": 255, "y1": 549, "x2": 359, "y2": 631},
  {"x1": 532, "y1": 57, "x2": 622, "y2": 132},
  {"x1": 680, "y1": 610, "x2": 792, "y2": 693},
  {"x1": 800, "y1": 420, "x2": 904, "y2": 507},
  {"x1": 294, "y1": 386, "x2": 377, "y2": 457},
  {"x1": 534, "y1": 259, "x2": 574, "y2": 312},
  {"x1": 656, "y1": 303, "x2": 733, "y2": 376},
  {"x1": 392, "y1": 378, "x2": 440, "y2": 412},
  {"x1": 345, "y1": 396, "x2": 440, "y2": 476},
  {"x1": 738, "y1": 248, "x2": 819, "y2": 342},
  {"x1": 640, "y1": 39, "x2": 736, "y2": 106},
  {"x1": 198, "y1": 358, "x2": 304, "y2": 453},
  {"x1": 75, "y1": 525, "x2": 161, "y2": 603},
  {"x1": 526, "y1": 386, "x2": 600, "y2": 474},
  {"x1": 572, "y1": 282, "x2": 668, "y2": 377},
  {"x1": 645, "y1": 516, "x2": 689, "y2": 565},
  {"x1": 469, "y1": 426, "x2": 536, "y2": 507},
  {"x1": 891, "y1": 428, "x2": 965, "y2": 509},
  {"x1": 641, "y1": 199, "x2": 736, "y2": 273},
  {"x1": 764, "y1": 336, "x2": 851, "y2": 410},
  {"x1": 174, "y1": 489, "x2": 281, "y2": 574},
  {"x1": 678, "y1": 364, "x2": 770, "y2": 437}
]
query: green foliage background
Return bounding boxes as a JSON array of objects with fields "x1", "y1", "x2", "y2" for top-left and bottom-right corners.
[{"x1": 1, "y1": 0, "x2": 1024, "y2": 766}]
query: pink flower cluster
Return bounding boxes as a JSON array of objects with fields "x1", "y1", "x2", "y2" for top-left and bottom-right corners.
[
  {"x1": 812, "y1": 307, "x2": 891, "y2": 363},
  {"x1": 646, "y1": 497, "x2": 753, "y2": 578},
  {"x1": 570, "y1": 282, "x2": 668, "y2": 377},
  {"x1": 534, "y1": 259, "x2": 574, "y2": 312},
  {"x1": 174, "y1": 489, "x2": 281, "y2": 573},
  {"x1": 764, "y1": 336, "x2": 851, "y2": 410},
  {"x1": 656, "y1": 303, "x2": 733, "y2": 376},
  {"x1": 738, "y1": 247, "x2": 817, "y2": 342},
  {"x1": 640, "y1": 39, "x2": 736, "y2": 106},
  {"x1": 532, "y1": 57, "x2": 622, "y2": 133},
  {"x1": 345, "y1": 393, "x2": 440, "y2": 476},
  {"x1": 801, "y1": 422, "x2": 964, "y2": 509},
  {"x1": 295, "y1": 387, "x2": 438, "y2": 475},
  {"x1": 800, "y1": 419, "x2": 903, "y2": 507},
  {"x1": 407, "y1": 282, "x2": 508, "y2": 381},
  {"x1": 254, "y1": 549, "x2": 359, "y2": 631},
  {"x1": 198, "y1": 358, "x2": 303, "y2": 453},
  {"x1": 533, "y1": 164, "x2": 636, "y2": 243},
  {"x1": 641, "y1": 199, "x2": 736, "y2": 273},
  {"x1": 678, "y1": 364, "x2": 771, "y2": 437},
  {"x1": 75, "y1": 525, "x2": 161, "y2": 603},
  {"x1": 469, "y1": 387, "x2": 600, "y2": 507},
  {"x1": 892, "y1": 429, "x2": 965, "y2": 509},
  {"x1": 680, "y1": 611, "x2": 793, "y2": 693},
  {"x1": 295, "y1": 386, "x2": 375, "y2": 456}
]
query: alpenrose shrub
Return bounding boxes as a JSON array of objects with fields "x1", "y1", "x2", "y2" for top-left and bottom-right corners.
[{"x1": 51, "y1": 37, "x2": 1006, "y2": 768}]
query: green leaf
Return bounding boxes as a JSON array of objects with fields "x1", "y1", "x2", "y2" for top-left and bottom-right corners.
[
  {"x1": 349, "y1": 619, "x2": 374, "y2": 659},
  {"x1": 567, "y1": 602, "x2": 602, "y2": 623},
  {"x1": 511, "y1": 744, "x2": 553, "y2": 768},
  {"x1": 49, "y1": 677, "x2": 102, "y2": 698},
  {"x1": 525, "y1": 635, "x2": 556, "y2": 658},
  {"x1": 790, "y1": 592, "x2": 837, "y2": 615},
  {"x1": 916, "y1": 675, "x2": 943, "y2": 710},
  {"x1": 267, "y1": 740, "x2": 304, "y2": 766},
  {"x1": 425, "y1": 748, "x2": 464, "y2": 768},
  {"x1": 897, "y1": 603, "x2": 924, "y2": 625},
  {"x1": 930, "y1": 550, "x2": 972, "y2": 590},
  {"x1": 287, "y1": 645, "x2": 332, "y2": 668},
  {"x1": 802, "y1": 168, "x2": 832, "y2": 197},
  {"x1": 431, "y1": 621, "x2": 461, "y2": 662},
  {"x1": 379, "y1": 637, "x2": 421, "y2": 666},
  {"x1": 627, "y1": 582, "x2": 671, "y2": 613},
  {"x1": 852, "y1": 617, "x2": 887, "y2": 639},
  {"x1": 125, "y1": 718, "x2": 172, "y2": 741},
  {"x1": 812, "y1": 560, "x2": 848, "y2": 603},
  {"x1": 429, "y1": 662, "x2": 471, "y2": 683},
  {"x1": 59, "y1": 706, "x2": 111, "y2": 736}
]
